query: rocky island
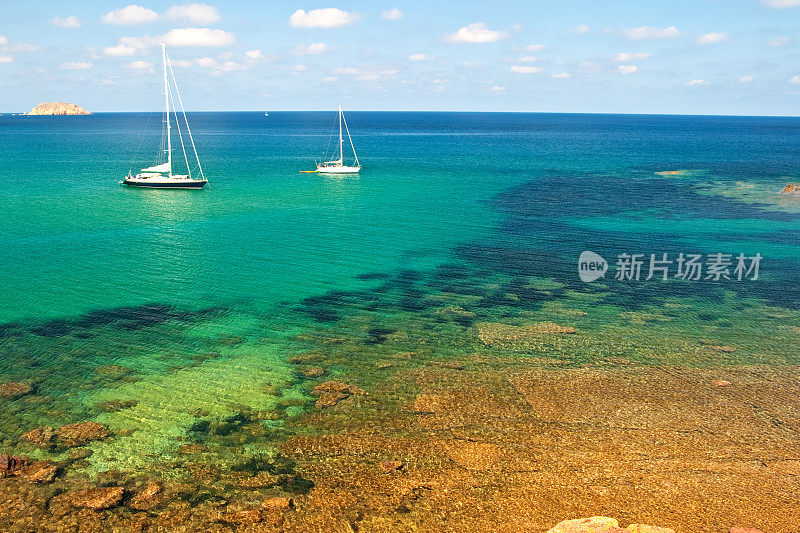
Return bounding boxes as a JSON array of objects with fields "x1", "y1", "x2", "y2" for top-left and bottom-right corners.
[{"x1": 25, "y1": 102, "x2": 91, "y2": 116}]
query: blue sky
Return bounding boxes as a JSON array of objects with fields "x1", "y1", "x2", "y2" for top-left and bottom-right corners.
[{"x1": 3, "y1": 1, "x2": 800, "y2": 114}]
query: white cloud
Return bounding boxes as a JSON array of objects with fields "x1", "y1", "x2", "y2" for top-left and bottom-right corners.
[
  {"x1": 769, "y1": 37, "x2": 790, "y2": 47},
  {"x1": 127, "y1": 60, "x2": 154, "y2": 70},
  {"x1": 572, "y1": 25, "x2": 591, "y2": 35},
  {"x1": 551, "y1": 72, "x2": 571, "y2": 79},
  {"x1": 617, "y1": 65, "x2": 638, "y2": 74},
  {"x1": 622, "y1": 26, "x2": 680, "y2": 40},
  {"x1": 579, "y1": 60, "x2": 601, "y2": 72},
  {"x1": 322, "y1": 75, "x2": 338, "y2": 82},
  {"x1": 294, "y1": 42, "x2": 328, "y2": 55},
  {"x1": 0, "y1": 55, "x2": 13, "y2": 64},
  {"x1": 194, "y1": 56, "x2": 216, "y2": 67},
  {"x1": 614, "y1": 52, "x2": 651, "y2": 62},
  {"x1": 103, "y1": 35, "x2": 154, "y2": 56},
  {"x1": 490, "y1": 85, "x2": 506, "y2": 92},
  {"x1": 697, "y1": 32, "x2": 730, "y2": 45},
  {"x1": 163, "y1": 28, "x2": 235, "y2": 47},
  {"x1": 510, "y1": 65, "x2": 541, "y2": 74},
  {"x1": 104, "y1": 44, "x2": 138, "y2": 56},
  {"x1": 292, "y1": 64, "x2": 306, "y2": 74},
  {"x1": 445, "y1": 23, "x2": 508, "y2": 43},
  {"x1": 0, "y1": 36, "x2": 7, "y2": 46},
  {"x1": 789, "y1": 74, "x2": 800, "y2": 84},
  {"x1": 763, "y1": 0, "x2": 800, "y2": 7},
  {"x1": 289, "y1": 8, "x2": 360, "y2": 28},
  {"x1": 408, "y1": 53, "x2": 429, "y2": 61},
  {"x1": 333, "y1": 66, "x2": 398, "y2": 81},
  {"x1": 686, "y1": 79, "x2": 708, "y2": 86},
  {"x1": 381, "y1": 8, "x2": 403, "y2": 20},
  {"x1": 165, "y1": 3, "x2": 220, "y2": 24},
  {"x1": 517, "y1": 55, "x2": 537, "y2": 62},
  {"x1": 102, "y1": 5, "x2": 159, "y2": 26},
  {"x1": 524, "y1": 44, "x2": 546, "y2": 52},
  {"x1": 245, "y1": 49, "x2": 264, "y2": 60},
  {"x1": 60, "y1": 61, "x2": 92, "y2": 70},
  {"x1": 740, "y1": 76, "x2": 754, "y2": 82},
  {"x1": 51, "y1": 16, "x2": 81, "y2": 28}
]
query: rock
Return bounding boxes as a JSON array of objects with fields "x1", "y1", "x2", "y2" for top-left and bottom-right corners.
[
  {"x1": 0, "y1": 454, "x2": 28, "y2": 477},
  {"x1": 67, "y1": 487, "x2": 125, "y2": 510},
  {"x1": 94, "y1": 365, "x2": 133, "y2": 380},
  {"x1": 235, "y1": 471, "x2": 280, "y2": 489},
  {"x1": 26, "y1": 102, "x2": 91, "y2": 116},
  {"x1": 55, "y1": 421, "x2": 110, "y2": 447},
  {"x1": 624, "y1": 526, "x2": 675, "y2": 533},
  {"x1": 128, "y1": 482, "x2": 162, "y2": 509},
  {"x1": 781, "y1": 183, "x2": 800, "y2": 195},
  {"x1": 261, "y1": 496, "x2": 294, "y2": 511},
  {"x1": 223, "y1": 509, "x2": 262, "y2": 524},
  {"x1": 68, "y1": 448, "x2": 93, "y2": 461},
  {"x1": 712, "y1": 379, "x2": 732, "y2": 387},
  {"x1": 445, "y1": 441, "x2": 504, "y2": 471},
  {"x1": 299, "y1": 366, "x2": 326, "y2": 379},
  {"x1": 20, "y1": 426, "x2": 54, "y2": 447},
  {"x1": 0, "y1": 382, "x2": 33, "y2": 399},
  {"x1": 547, "y1": 517, "x2": 620, "y2": 533},
  {"x1": 477, "y1": 321, "x2": 575, "y2": 347},
  {"x1": 379, "y1": 460, "x2": 404, "y2": 472},
  {"x1": 412, "y1": 393, "x2": 442, "y2": 414},
  {"x1": 98, "y1": 399, "x2": 138, "y2": 412},
  {"x1": 705, "y1": 345, "x2": 736, "y2": 352},
  {"x1": 311, "y1": 381, "x2": 367, "y2": 408},
  {"x1": 178, "y1": 443, "x2": 206, "y2": 455},
  {"x1": 18, "y1": 461, "x2": 58, "y2": 484},
  {"x1": 730, "y1": 528, "x2": 765, "y2": 533},
  {"x1": 288, "y1": 354, "x2": 322, "y2": 364}
]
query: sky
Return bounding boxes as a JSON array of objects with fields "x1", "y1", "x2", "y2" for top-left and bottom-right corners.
[{"x1": 3, "y1": 1, "x2": 800, "y2": 114}]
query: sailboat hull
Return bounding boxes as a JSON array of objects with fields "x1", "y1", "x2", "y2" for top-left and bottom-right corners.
[
  {"x1": 316, "y1": 166, "x2": 361, "y2": 174},
  {"x1": 122, "y1": 177, "x2": 207, "y2": 189}
]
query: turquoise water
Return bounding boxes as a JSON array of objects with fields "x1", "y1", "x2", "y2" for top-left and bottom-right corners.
[{"x1": 1, "y1": 112, "x2": 799, "y2": 474}]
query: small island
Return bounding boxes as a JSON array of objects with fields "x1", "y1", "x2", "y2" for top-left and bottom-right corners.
[{"x1": 25, "y1": 102, "x2": 91, "y2": 116}]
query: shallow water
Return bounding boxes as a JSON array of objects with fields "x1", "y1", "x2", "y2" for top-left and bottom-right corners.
[{"x1": 1, "y1": 112, "x2": 799, "y2": 481}]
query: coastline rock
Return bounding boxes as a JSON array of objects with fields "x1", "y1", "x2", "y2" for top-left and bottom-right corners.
[
  {"x1": 0, "y1": 454, "x2": 28, "y2": 477},
  {"x1": 261, "y1": 496, "x2": 294, "y2": 511},
  {"x1": 0, "y1": 382, "x2": 33, "y2": 399},
  {"x1": 55, "y1": 421, "x2": 110, "y2": 447},
  {"x1": 311, "y1": 381, "x2": 367, "y2": 408},
  {"x1": 66, "y1": 486, "x2": 125, "y2": 510},
  {"x1": 20, "y1": 426, "x2": 55, "y2": 447},
  {"x1": 781, "y1": 183, "x2": 800, "y2": 195},
  {"x1": 128, "y1": 482, "x2": 162, "y2": 510},
  {"x1": 26, "y1": 102, "x2": 91, "y2": 116},
  {"x1": 477, "y1": 321, "x2": 575, "y2": 347},
  {"x1": 18, "y1": 461, "x2": 58, "y2": 484},
  {"x1": 379, "y1": 460, "x2": 404, "y2": 472},
  {"x1": 712, "y1": 379, "x2": 732, "y2": 387}
]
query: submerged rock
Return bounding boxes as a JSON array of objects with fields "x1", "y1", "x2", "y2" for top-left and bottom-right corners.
[
  {"x1": 0, "y1": 382, "x2": 33, "y2": 399},
  {"x1": 66, "y1": 486, "x2": 125, "y2": 510},
  {"x1": 311, "y1": 381, "x2": 367, "y2": 408},
  {"x1": 94, "y1": 365, "x2": 134, "y2": 380},
  {"x1": 705, "y1": 345, "x2": 736, "y2": 353},
  {"x1": 379, "y1": 460, "x2": 404, "y2": 472},
  {"x1": 18, "y1": 461, "x2": 58, "y2": 484},
  {"x1": 20, "y1": 426, "x2": 54, "y2": 447},
  {"x1": 128, "y1": 482, "x2": 162, "y2": 510},
  {"x1": 55, "y1": 422, "x2": 110, "y2": 447},
  {"x1": 477, "y1": 321, "x2": 575, "y2": 347},
  {"x1": 0, "y1": 454, "x2": 28, "y2": 477},
  {"x1": 445, "y1": 441, "x2": 504, "y2": 471},
  {"x1": 781, "y1": 183, "x2": 800, "y2": 195},
  {"x1": 261, "y1": 496, "x2": 294, "y2": 511},
  {"x1": 98, "y1": 399, "x2": 138, "y2": 412}
]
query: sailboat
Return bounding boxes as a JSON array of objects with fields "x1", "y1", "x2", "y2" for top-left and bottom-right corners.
[
  {"x1": 315, "y1": 105, "x2": 360, "y2": 174},
  {"x1": 122, "y1": 42, "x2": 207, "y2": 189}
]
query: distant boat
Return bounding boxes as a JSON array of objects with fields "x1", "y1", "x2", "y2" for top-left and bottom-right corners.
[
  {"x1": 122, "y1": 42, "x2": 207, "y2": 189},
  {"x1": 313, "y1": 105, "x2": 360, "y2": 174},
  {"x1": 265, "y1": 109, "x2": 269, "y2": 117}
]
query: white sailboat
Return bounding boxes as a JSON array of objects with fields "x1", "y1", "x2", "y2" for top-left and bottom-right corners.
[
  {"x1": 122, "y1": 42, "x2": 207, "y2": 189},
  {"x1": 315, "y1": 105, "x2": 360, "y2": 174}
]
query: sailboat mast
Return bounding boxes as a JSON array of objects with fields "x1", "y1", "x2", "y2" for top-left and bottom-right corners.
[
  {"x1": 338, "y1": 104, "x2": 343, "y2": 164},
  {"x1": 162, "y1": 42, "x2": 172, "y2": 177}
]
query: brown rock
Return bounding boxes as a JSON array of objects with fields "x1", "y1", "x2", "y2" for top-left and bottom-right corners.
[
  {"x1": 0, "y1": 454, "x2": 28, "y2": 477},
  {"x1": 261, "y1": 496, "x2": 294, "y2": 511},
  {"x1": 98, "y1": 399, "x2": 138, "y2": 412},
  {"x1": 730, "y1": 528, "x2": 765, "y2": 533},
  {"x1": 300, "y1": 366, "x2": 326, "y2": 379},
  {"x1": 311, "y1": 381, "x2": 367, "y2": 408},
  {"x1": 412, "y1": 393, "x2": 443, "y2": 414},
  {"x1": 624, "y1": 526, "x2": 675, "y2": 533},
  {"x1": 445, "y1": 441, "x2": 504, "y2": 471},
  {"x1": 26, "y1": 102, "x2": 91, "y2": 116},
  {"x1": 379, "y1": 460, "x2": 404, "y2": 472},
  {"x1": 222, "y1": 509, "x2": 262, "y2": 524},
  {"x1": 55, "y1": 421, "x2": 110, "y2": 447},
  {"x1": 235, "y1": 471, "x2": 280, "y2": 489},
  {"x1": 547, "y1": 517, "x2": 620, "y2": 533},
  {"x1": 18, "y1": 461, "x2": 58, "y2": 484},
  {"x1": 178, "y1": 443, "x2": 206, "y2": 455},
  {"x1": 0, "y1": 382, "x2": 33, "y2": 399},
  {"x1": 20, "y1": 426, "x2": 54, "y2": 447},
  {"x1": 781, "y1": 183, "x2": 800, "y2": 195},
  {"x1": 67, "y1": 487, "x2": 125, "y2": 510},
  {"x1": 712, "y1": 379, "x2": 732, "y2": 387},
  {"x1": 477, "y1": 321, "x2": 575, "y2": 347},
  {"x1": 128, "y1": 482, "x2": 162, "y2": 510}
]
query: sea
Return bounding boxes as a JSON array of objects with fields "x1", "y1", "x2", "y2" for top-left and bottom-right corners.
[{"x1": 0, "y1": 111, "x2": 798, "y2": 475}]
